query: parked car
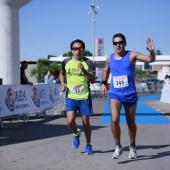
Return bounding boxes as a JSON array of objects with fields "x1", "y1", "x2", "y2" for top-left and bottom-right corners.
[
  {"x1": 137, "y1": 78, "x2": 163, "y2": 93},
  {"x1": 90, "y1": 79, "x2": 110, "y2": 97},
  {"x1": 37, "y1": 78, "x2": 44, "y2": 84},
  {"x1": 90, "y1": 79, "x2": 101, "y2": 92}
]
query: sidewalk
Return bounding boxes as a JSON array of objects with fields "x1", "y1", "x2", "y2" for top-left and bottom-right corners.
[{"x1": 0, "y1": 96, "x2": 170, "y2": 170}]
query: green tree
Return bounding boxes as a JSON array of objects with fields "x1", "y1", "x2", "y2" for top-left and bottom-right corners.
[
  {"x1": 30, "y1": 59, "x2": 61, "y2": 81},
  {"x1": 135, "y1": 68, "x2": 150, "y2": 79}
]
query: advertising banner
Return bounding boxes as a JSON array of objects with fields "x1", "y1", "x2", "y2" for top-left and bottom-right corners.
[
  {"x1": 96, "y1": 38, "x2": 104, "y2": 56},
  {"x1": 0, "y1": 84, "x2": 64, "y2": 118}
]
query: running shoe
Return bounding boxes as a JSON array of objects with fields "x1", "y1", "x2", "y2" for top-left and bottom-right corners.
[
  {"x1": 85, "y1": 144, "x2": 93, "y2": 155},
  {"x1": 72, "y1": 128, "x2": 81, "y2": 149},
  {"x1": 129, "y1": 146, "x2": 137, "y2": 159},
  {"x1": 112, "y1": 146, "x2": 123, "y2": 159}
]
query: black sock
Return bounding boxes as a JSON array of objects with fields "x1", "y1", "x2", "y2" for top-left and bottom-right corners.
[
  {"x1": 115, "y1": 141, "x2": 122, "y2": 148},
  {"x1": 130, "y1": 141, "x2": 136, "y2": 147}
]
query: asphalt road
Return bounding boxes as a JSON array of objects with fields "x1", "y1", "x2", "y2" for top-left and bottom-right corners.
[{"x1": 0, "y1": 96, "x2": 170, "y2": 170}]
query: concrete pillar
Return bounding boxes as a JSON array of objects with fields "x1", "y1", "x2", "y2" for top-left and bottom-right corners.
[{"x1": 0, "y1": 0, "x2": 31, "y2": 84}]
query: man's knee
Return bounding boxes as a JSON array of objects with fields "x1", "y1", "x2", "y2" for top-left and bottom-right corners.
[
  {"x1": 83, "y1": 121, "x2": 90, "y2": 129},
  {"x1": 127, "y1": 120, "x2": 136, "y2": 127},
  {"x1": 67, "y1": 118, "x2": 75, "y2": 126},
  {"x1": 111, "y1": 118, "x2": 119, "y2": 125}
]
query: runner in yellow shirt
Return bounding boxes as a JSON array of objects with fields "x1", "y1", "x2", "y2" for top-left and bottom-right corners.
[{"x1": 59, "y1": 39, "x2": 95, "y2": 155}]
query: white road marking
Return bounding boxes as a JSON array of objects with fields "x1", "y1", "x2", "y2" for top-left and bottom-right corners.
[{"x1": 0, "y1": 137, "x2": 10, "y2": 140}]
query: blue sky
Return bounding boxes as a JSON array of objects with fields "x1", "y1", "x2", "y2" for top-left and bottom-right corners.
[{"x1": 20, "y1": 0, "x2": 170, "y2": 60}]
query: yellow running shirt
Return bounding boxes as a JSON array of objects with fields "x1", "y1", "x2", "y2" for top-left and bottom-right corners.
[{"x1": 61, "y1": 57, "x2": 95, "y2": 100}]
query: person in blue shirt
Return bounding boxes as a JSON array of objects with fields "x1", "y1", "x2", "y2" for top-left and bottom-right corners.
[
  {"x1": 49, "y1": 69, "x2": 60, "y2": 84},
  {"x1": 100, "y1": 33, "x2": 155, "y2": 159}
]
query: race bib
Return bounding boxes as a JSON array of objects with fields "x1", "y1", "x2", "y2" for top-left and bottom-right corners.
[
  {"x1": 113, "y1": 75, "x2": 129, "y2": 88},
  {"x1": 70, "y1": 84, "x2": 85, "y2": 95}
]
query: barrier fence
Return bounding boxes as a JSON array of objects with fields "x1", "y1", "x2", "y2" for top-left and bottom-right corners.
[
  {"x1": 0, "y1": 83, "x2": 169, "y2": 128},
  {"x1": 0, "y1": 84, "x2": 65, "y2": 128},
  {"x1": 136, "y1": 82, "x2": 164, "y2": 95}
]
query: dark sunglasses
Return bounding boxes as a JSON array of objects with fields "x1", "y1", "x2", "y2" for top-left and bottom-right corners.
[
  {"x1": 72, "y1": 47, "x2": 83, "y2": 51},
  {"x1": 113, "y1": 41, "x2": 124, "y2": 45}
]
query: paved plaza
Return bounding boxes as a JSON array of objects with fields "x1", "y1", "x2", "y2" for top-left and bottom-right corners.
[{"x1": 0, "y1": 95, "x2": 170, "y2": 170}]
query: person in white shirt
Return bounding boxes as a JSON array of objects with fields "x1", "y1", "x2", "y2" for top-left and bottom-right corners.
[
  {"x1": 164, "y1": 74, "x2": 170, "y2": 84},
  {"x1": 44, "y1": 70, "x2": 51, "y2": 84}
]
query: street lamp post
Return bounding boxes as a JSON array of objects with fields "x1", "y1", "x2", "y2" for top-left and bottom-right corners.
[{"x1": 88, "y1": 0, "x2": 99, "y2": 63}]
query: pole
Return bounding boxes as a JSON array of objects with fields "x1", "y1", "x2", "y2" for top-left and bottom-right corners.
[
  {"x1": 0, "y1": 0, "x2": 32, "y2": 84},
  {"x1": 92, "y1": 0, "x2": 95, "y2": 62},
  {"x1": 88, "y1": 0, "x2": 99, "y2": 63}
]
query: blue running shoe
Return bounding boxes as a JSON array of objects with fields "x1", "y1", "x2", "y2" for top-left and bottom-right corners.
[
  {"x1": 72, "y1": 128, "x2": 81, "y2": 149},
  {"x1": 85, "y1": 144, "x2": 93, "y2": 155}
]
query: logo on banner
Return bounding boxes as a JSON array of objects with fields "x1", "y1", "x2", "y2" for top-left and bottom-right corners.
[
  {"x1": 49, "y1": 86, "x2": 54, "y2": 103},
  {"x1": 49, "y1": 85, "x2": 60, "y2": 103},
  {"x1": 31, "y1": 87, "x2": 49, "y2": 107},
  {"x1": 5, "y1": 88, "x2": 15, "y2": 112},
  {"x1": 31, "y1": 87, "x2": 40, "y2": 107},
  {"x1": 5, "y1": 88, "x2": 29, "y2": 112}
]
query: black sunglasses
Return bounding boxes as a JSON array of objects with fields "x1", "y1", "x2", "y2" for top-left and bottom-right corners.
[
  {"x1": 113, "y1": 41, "x2": 124, "y2": 45},
  {"x1": 72, "y1": 47, "x2": 83, "y2": 51}
]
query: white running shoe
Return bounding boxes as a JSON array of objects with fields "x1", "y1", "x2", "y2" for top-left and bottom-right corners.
[
  {"x1": 129, "y1": 146, "x2": 137, "y2": 159},
  {"x1": 112, "y1": 146, "x2": 123, "y2": 159}
]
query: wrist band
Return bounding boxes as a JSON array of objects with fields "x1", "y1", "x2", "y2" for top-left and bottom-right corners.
[
  {"x1": 101, "y1": 81, "x2": 107, "y2": 85},
  {"x1": 84, "y1": 70, "x2": 88, "y2": 75}
]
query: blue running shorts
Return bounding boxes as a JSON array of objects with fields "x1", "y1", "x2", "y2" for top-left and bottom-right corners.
[
  {"x1": 66, "y1": 97, "x2": 93, "y2": 116},
  {"x1": 109, "y1": 92, "x2": 138, "y2": 107}
]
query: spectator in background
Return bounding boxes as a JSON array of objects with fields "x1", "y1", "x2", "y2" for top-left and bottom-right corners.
[
  {"x1": 44, "y1": 70, "x2": 51, "y2": 84},
  {"x1": 49, "y1": 69, "x2": 60, "y2": 84},
  {"x1": 164, "y1": 74, "x2": 170, "y2": 84},
  {"x1": 20, "y1": 61, "x2": 33, "y2": 85}
]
